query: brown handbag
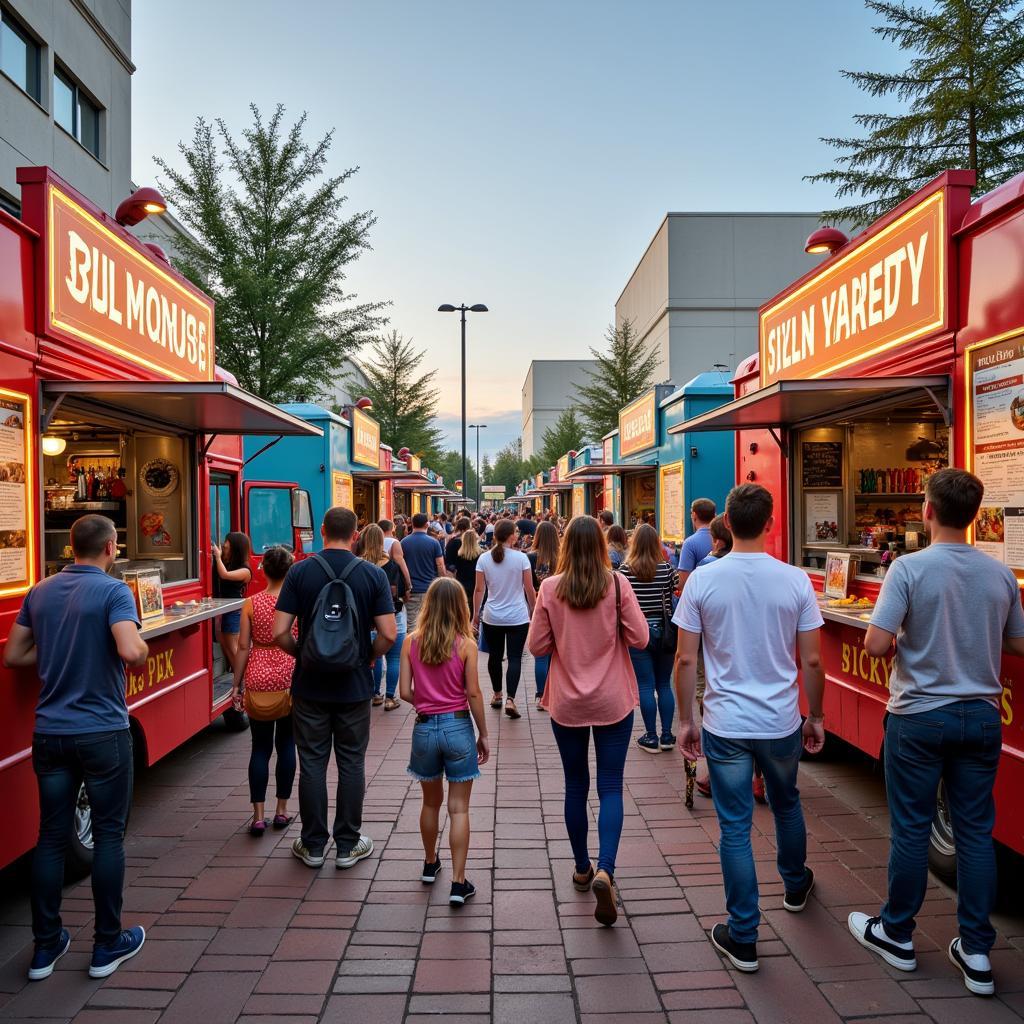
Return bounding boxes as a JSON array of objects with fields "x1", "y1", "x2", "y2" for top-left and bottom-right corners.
[{"x1": 244, "y1": 688, "x2": 292, "y2": 721}]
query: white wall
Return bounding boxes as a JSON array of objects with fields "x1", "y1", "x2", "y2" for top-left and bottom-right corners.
[{"x1": 521, "y1": 358, "x2": 596, "y2": 458}]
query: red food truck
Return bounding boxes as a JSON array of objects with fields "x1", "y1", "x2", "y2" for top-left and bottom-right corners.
[
  {"x1": 670, "y1": 168, "x2": 1024, "y2": 877},
  {"x1": 0, "y1": 167, "x2": 321, "y2": 874}
]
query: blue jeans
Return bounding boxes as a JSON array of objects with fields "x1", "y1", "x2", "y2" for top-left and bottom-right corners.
[
  {"x1": 534, "y1": 654, "x2": 551, "y2": 698},
  {"x1": 372, "y1": 610, "x2": 406, "y2": 699},
  {"x1": 248, "y1": 715, "x2": 296, "y2": 803},
  {"x1": 629, "y1": 632, "x2": 675, "y2": 737},
  {"x1": 32, "y1": 730, "x2": 133, "y2": 949},
  {"x1": 551, "y1": 712, "x2": 634, "y2": 876},
  {"x1": 882, "y1": 700, "x2": 1001, "y2": 954},
  {"x1": 703, "y1": 726, "x2": 807, "y2": 944}
]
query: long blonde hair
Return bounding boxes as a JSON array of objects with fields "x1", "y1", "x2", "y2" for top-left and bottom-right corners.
[
  {"x1": 359, "y1": 523, "x2": 386, "y2": 566},
  {"x1": 414, "y1": 577, "x2": 473, "y2": 665},
  {"x1": 459, "y1": 527, "x2": 481, "y2": 559},
  {"x1": 624, "y1": 522, "x2": 664, "y2": 582},
  {"x1": 554, "y1": 515, "x2": 610, "y2": 609}
]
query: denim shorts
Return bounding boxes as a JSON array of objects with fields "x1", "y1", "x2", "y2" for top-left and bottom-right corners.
[
  {"x1": 221, "y1": 610, "x2": 241, "y2": 634},
  {"x1": 407, "y1": 712, "x2": 480, "y2": 783}
]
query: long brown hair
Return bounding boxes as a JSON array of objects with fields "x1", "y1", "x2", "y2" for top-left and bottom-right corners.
[
  {"x1": 359, "y1": 523, "x2": 386, "y2": 566},
  {"x1": 554, "y1": 515, "x2": 610, "y2": 609},
  {"x1": 414, "y1": 577, "x2": 473, "y2": 665},
  {"x1": 532, "y1": 520, "x2": 559, "y2": 571},
  {"x1": 624, "y1": 522, "x2": 664, "y2": 582},
  {"x1": 491, "y1": 519, "x2": 516, "y2": 563}
]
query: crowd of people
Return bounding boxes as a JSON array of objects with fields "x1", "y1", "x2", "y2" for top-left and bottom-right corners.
[{"x1": 3, "y1": 468, "x2": 1018, "y2": 998}]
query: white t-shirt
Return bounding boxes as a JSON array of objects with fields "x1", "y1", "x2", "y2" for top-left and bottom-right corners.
[
  {"x1": 477, "y1": 547, "x2": 531, "y2": 626},
  {"x1": 673, "y1": 553, "x2": 823, "y2": 739},
  {"x1": 383, "y1": 536, "x2": 396, "y2": 554}
]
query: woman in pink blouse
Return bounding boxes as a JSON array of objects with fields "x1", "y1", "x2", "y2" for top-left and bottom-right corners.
[{"x1": 527, "y1": 516, "x2": 648, "y2": 926}]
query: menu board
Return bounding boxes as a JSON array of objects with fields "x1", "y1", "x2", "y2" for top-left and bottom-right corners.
[
  {"x1": 0, "y1": 391, "x2": 30, "y2": 595},
  {"x1": 969, "y1": 335, "x2": 1024, "y2": 573},
  {"x1": 805, "y1": 491, "x2": 840, "y2": 544},
  {"x1": 332, "y1": 471, "x2": 353, "y2": 511},
  {"x1": 659, "y1": 461, "x2": 685, "y2": 543},
  {"x1": 802, "y1": 442, "x2": 843, "y2": 488},
  {"x1": 571, "y1": 484, "x2": 585, "y2": 518}
]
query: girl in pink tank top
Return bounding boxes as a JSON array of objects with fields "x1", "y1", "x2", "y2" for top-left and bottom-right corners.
[{"x1": 399, "y1": 578, "x2": 489, "y2": 906}]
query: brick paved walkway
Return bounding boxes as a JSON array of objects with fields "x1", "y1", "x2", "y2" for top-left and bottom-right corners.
[{"x1": 0, "y1": 653, "x2": 1022, "y2": 1023}]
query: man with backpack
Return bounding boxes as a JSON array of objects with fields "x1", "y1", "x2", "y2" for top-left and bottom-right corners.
[{"x1": 274, "y1": 507, "x2": 397, "y2": 869}]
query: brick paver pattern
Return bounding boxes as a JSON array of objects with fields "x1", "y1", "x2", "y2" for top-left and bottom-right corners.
[{"x1": 0, "y1": 652, "x2": 1022, "y2": 1023}]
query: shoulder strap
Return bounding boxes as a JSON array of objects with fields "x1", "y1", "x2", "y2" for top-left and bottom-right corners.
[
  {"x1": 337, "y1": 556, "x2": 363, "y2": 584},
  {"x1": 311, "y1": 553, "x2": 337, "y2": 581}
]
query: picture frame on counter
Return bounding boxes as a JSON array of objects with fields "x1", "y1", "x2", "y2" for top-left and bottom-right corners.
[
  {"x1": 132, "y1": 567, "x2": 165, "y2": 620},
  {"x1": 823, "y1": 551, "x2": 859, "y2": 599}
]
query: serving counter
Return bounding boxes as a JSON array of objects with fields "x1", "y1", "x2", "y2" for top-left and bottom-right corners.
[{"x1": 138, "y1": 597, "x2": 245, "y2": 641}]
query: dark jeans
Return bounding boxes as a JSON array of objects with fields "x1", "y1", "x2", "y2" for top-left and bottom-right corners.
[
  {"x1": 31, "y1": 730, "x2": 133, "y2": 949},
  {"x1": 629, "y1": 632, "x2": 676, "y2": 737},
  {"x1": 534, "y1": 654, "x2": 551, "y2": 699},
  {"x1": 882, "y1": 700, "x2": 1002, "y2": 954},
  {"x1": 291, "y1": 696, "x2": 370, "y2": 856},
  {"x1": 703, "y1": 727, "x2": 807, "y2": 944},
  {"x1": 482, "y1": 622, "x2": 529, "y2": 700},
  {"x1": 248, "y1": 714, "x2": 296, "y2": 804},
  {"x1": 551, "y1": 712, "x2": 634, "y2": 876}
]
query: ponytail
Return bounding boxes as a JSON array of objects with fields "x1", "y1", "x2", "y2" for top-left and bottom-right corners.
[{"x1": 492, "y1": 519, "x2": 515, "y2": 561}]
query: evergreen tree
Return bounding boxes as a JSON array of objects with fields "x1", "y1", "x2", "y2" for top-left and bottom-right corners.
[
  {"x1": 481, "y1": 454, "x2": 493, "y2": 484},
  {"x1": 576, "y1": 320, "x2": 660, "y2": 442},
  {"x1": 344, "y1": 331, "x2": 446, "y2": 464},
  {"x1": 154, "y1": 104, "x2": 386, "y2": 400},
  {"x1": 807, "y1": 0, "x2": 1024, "y2": 227},
  {"x1": 540, "y1": 407, "x2": 588, "y2": 467},
  {"x1": 434, "y1": 449, "x2": 478, "y2": 503},
  {"x1": 489, "y1": 441, "x2": 529, "y2": 494}
]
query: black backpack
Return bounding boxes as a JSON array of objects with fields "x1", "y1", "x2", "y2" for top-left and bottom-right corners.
[{"x1": 301, "y1": 554, "x2": 364, "y2": 674}]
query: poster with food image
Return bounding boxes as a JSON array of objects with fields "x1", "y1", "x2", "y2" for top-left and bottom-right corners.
[
  {"x1": 135, "y1": 436, "x2": 184, "y2": 555},
  {"x1": 824, "y1": 552, "x2": 857, "y2": 598},
  {"x1": 135, "y1": 568, "x2": 164, "y2": 619},
  {"x1": 969, "y1": 336, "x2": 1024, "y2": 571},
  {"x1": 0, "y1": 392, "x2": 30, "y2": 592},
  {"x1": 805, "y1": 491, "x2": 840, "y2": 544}
]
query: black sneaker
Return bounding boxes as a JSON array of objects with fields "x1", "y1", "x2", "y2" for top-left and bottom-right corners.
[
  {"x1": 449, "y1": 879, "x2": 476, "y2": 906},
  {"x1": 421, "y1": 857, "x2": 442, "y2": 884},
  {"x1": 783, "y1": 867, "x2": 815, "y2": 912},
  {"x1": 948, "y1": 937, "x2": 995, "y2": 996},
  {"x1": 636, "y1": 733, "x2": 660, "y2": 754},
  {"x1": 659, "y1": 733, "x2": 676, "y2": 751},
  {"x1": 710, "y1": 922, "x2": 758, "y2": 973},
  {"x1": 847, "y1": 912, "x2": 916, "y2": 971}
]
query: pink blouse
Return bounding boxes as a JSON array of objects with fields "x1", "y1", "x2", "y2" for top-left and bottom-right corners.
[{"x1": 527, "y1": 573, "x2": 648, "y2": 727}]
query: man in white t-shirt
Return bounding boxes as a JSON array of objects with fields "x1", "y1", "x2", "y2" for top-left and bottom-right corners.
[{"x1": 672, "y1": 483, "x2": 826, "y2": 975}]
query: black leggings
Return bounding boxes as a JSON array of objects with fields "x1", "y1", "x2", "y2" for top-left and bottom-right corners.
[
  {"x1": 248, "y1": 714, "x2": 296, "y2": 804},
  {"x1": 482, "y1": 622, "x2": 529, "y2": 700}
]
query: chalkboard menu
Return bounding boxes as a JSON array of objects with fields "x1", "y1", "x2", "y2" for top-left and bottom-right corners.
[{"x1": 802, "y1": 441, "x2": 843, "y2": 488}]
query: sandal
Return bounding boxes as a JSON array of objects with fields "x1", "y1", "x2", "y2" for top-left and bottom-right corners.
[
  {"x1": 490, "y1": 694, "x2": 503, "y2": 709},
  {"x1": 248, "y1": 818, "x2": 268, "y2": 837},
  {"x1": 504, "y1": 699, "x2": 521, "y2": 719},
  {"x1": 573, "y1": 864, "x2": 595, "y2": 892},
  {"x1": 372, "y1": 695, "x2": 384, "y2": 707},
  {"x1": 384, "y1": 697, "x2": 400, "y2": 711},
  {"x1": 272, "y1": 814, "x2": 293, "y2": 830}
]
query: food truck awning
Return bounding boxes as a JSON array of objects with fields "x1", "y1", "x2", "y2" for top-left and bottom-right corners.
[
  {"x1": 352, "y1": 469, "x2": 426, "y2": 483},
  {"x1": 393, "y1": 478, "x2": 445, "y2": 492},
  {"x1": 541, "y1": 481, "x2": 573, "y2": 491},
  {"x1": 566, "y1": 462, "x2": 657, "y2": 479},
  {"x1": 667, "y1": 376, "x2": 951, "y2": 434},
  {"x1": 42, "y1": 381, "x2": 323, "y2": 437}
]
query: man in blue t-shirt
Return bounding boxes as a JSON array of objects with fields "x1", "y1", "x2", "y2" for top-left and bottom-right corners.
[
  {"x1": 401, "y1": 512, "x2": 446, "y2": 629},
  {"x1": 677, "y1": 498, "x2": 716, "y2": 589},
  {"x1": 4, "y1": 515, "x2": 149, "y2": 983}
]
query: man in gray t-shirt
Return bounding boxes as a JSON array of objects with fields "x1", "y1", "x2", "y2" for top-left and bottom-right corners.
[{"x1": 848, "y1": 469, "x2": 1024, "y2": 997}]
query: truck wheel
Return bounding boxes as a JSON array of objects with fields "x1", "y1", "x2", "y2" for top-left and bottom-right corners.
[
  {"x1": 928, "y1": 781, "x2": 958, "y2": 884},
  {"x1": 222, "y1": 707, "x2": 249, "y2": 732},
  {"x1": 64, "y1": 783, "x2": 94, "y2": 881}
]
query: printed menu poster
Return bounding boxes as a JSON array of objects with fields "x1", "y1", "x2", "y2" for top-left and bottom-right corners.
[
  {"x1": 970, "y1": 336, "x2": 1024, "y2": 571},
  {"x1": 805, "y1": 491, "x2": 840, "y2": 544},
  {"x1": 659, "y1": 461, "x2": 685, "y2": 543},
  {"x1": 332, "y1": 471, "x2": 353, "y2": 511},
  {"x1": 0, "y1": 394, "x2": 29, "y2": 591}
]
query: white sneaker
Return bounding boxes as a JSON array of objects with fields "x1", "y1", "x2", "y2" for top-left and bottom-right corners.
[
  {"x1": 336, "y1": 834, "x2": 373, "y2": 869},
  {"x1": 848, "y1": 912, "x2": 916, "y2": 971}
]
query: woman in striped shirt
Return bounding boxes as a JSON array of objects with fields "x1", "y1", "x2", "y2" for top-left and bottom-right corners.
[{"x1": 618, "y1": 524, "x2": 679, "y2": 753}]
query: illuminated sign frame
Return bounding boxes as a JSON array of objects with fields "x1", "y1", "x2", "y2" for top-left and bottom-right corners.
[
  {"x1": 0, "y1": 387, "x2": 35, "y2": 599},
  {"x1": 351, "y1": 407, "x2": 380, "y2": 468},
  {"x1": 619, "y1": 393, "x2": 657, "y2": 457}
]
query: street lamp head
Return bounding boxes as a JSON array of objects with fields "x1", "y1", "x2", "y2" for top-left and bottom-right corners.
[
  {"x1": 437, "y1": 304, "x2": 456, "y2": 313},
  {"x1": 469, "y1": 304, "x2": 489, "y2": 313}
]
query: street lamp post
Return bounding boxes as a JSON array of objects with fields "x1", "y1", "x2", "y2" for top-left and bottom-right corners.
[
  {"x1": 469, "y1": 423, "x2": 487, "y2": 509},
  {"x1": 438, "y1": 303, "x2": 488, "y2": 511}
]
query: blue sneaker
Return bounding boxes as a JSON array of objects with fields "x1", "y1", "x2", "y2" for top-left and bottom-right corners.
[
  {"x1": 636, "y1": 733, "x2": 660, "y2": 754},
  {"x1": 27, "y1": 929, "x2": 70, "y2": 981},
  {"x1": 659, "y1": 733, "x2": 676, "y2": 751},
  {"x1": 89, "y1": 926, "x2": 145, "y2": 978}
]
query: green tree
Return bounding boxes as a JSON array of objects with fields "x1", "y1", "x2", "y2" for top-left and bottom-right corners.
[
  {"x1": 434, "y1": 449, "x2": 478, "y2": 505},
  {"x1": 489, "y1": 441, "x2": 529, "y2": 494},
  {"x1": 481, "y1": 454, "x2": 493, "y2": 484},
  {"x1": 344, "y1": 330, "x2": 445, "y2": 464},
  {"x1": 155, "y1": 103, "x2": 386, "y2": 400},
  {"x1": 807, "y1": 0, "x2": 1024, "y2": 227},
  {"x1": 576, "y1": 320, "x2": 660, "y2": 442},
  {"x1": 539, "y1": 407, "x2": 588, "y2": 467}
]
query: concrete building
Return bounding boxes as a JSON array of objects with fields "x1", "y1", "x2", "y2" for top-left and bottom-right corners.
[
  {"x1": 521, "y1": 358, "x2": 596, "y2": 459},
  {"x1": 616, "y1": 212, "x2": 833, "y2": 385}
]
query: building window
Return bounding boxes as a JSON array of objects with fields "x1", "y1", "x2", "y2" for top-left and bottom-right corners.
[
  {"x1": 0, "y1": 6, "x2": 41, "y2": 102},
  {"x1": 54, "y1": 66, "x2": 102, "y2": 159}
]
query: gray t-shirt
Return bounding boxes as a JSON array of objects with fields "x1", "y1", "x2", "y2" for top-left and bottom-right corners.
[{"x1": 870, "y1": 543, "x2": 1024, "y2": 715}]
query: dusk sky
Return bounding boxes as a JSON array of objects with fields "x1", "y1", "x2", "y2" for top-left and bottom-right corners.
[{"x1": 131, "y1": 1, "x2": 900, "y2": 459}]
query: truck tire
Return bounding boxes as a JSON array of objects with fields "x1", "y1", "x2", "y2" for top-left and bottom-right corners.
[
  {"x1": 222, "y1": 707, "x2": 249, "y2": 732},
  {"x1": 64, "y1": 783, "x2": 94, "y2": 881},
  {"x1": 928, "y1": 780, "x2": 958, "y2": 884}
]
